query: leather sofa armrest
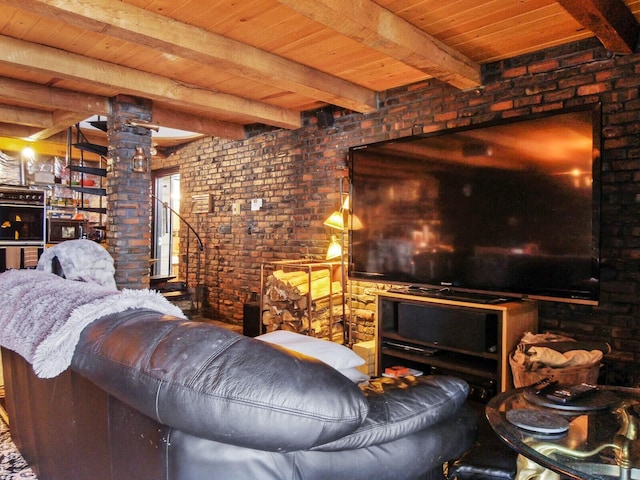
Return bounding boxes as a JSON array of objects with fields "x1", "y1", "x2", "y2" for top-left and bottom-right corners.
[
  {"x1": 314, "y1": 374, "x2": 470, "y2": 451},
  {"x1": 72, "y1": 309, "x2": 369, "y2": 452}
]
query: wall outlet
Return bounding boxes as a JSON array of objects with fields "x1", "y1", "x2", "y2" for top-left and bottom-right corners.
[
  {"x1": 232, "y1": 203, "x2": 241, "y2": 215},
  {"x1": 251, "y1": 198, "x2": 262, "y2": 211}
]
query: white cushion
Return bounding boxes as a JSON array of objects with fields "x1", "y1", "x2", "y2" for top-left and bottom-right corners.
[
  {"x1": 256, "y1": 330, "x2": 365, "y2": 370},
  {"x1": 339, "y1": 367, "x2": 370, "y2": 383}
]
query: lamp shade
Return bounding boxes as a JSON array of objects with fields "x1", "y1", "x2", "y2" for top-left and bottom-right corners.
[
  {"x1": 323, "y1": 195, "x2": 363, "y2": 231},
  {"x1": 324, "y1": 210, "x2": 344, "y2": 230},
  {"x1": 326, "y1": 235, "x2": 342, "y2": 260},
  {"x1": 347, "y1": 212, "x2": 363, "y2": 230}
]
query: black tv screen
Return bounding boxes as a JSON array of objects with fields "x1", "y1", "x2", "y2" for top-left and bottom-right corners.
[{"x1": 349, "y1": 106, "x2": 601, "y2": 304}]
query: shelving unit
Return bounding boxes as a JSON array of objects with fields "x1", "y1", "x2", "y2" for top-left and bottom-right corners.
[
  {"x1": 376, "y1": 290, "x2": 538, "y2": 401},
  {"x1": 260, "y1": 260, "x2": 345, "y2": 342},
  {"x1": 67, "y1": 123, "x2": 107, "y2": 218},
  {"x1": 36, "y1": 123, "x2": 108, "y2": 243}
]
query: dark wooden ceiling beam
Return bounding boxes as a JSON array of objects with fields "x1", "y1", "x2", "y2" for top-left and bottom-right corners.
[{"x1": 557, "y1": 0, "x2": 639, "y2": 53}]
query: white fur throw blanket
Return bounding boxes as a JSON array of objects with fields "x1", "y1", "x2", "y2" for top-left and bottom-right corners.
[
  {"x1": 37, "y1": 239, "x2": 117, "y2": 290},
  {"x1": 0, "y1": 269, "x2": 186, "y2": 378}
]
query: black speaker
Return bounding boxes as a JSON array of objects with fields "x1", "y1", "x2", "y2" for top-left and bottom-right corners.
[
  {"x1": 316, "y1": 107, "x2": 334, "y2": 128},
  {"x1": 397, "y1": 303, "x2": 498, "y2": 353},
  {"x1": 243, "y1": 302, "x2": 262, "y2": 337}
]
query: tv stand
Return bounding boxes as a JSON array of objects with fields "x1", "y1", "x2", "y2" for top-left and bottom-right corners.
[{"x1": 377, "y1": 291, "x2": 538, "y2": 401}]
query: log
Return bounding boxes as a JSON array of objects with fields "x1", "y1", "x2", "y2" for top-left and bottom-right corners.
[
  {"x1": 271, "y1": 269, "x2": 308, "y2": 285},
  {"x1": 307, "y1": 278, "x2": 342, "y2": 299},
  {"x1": 272, "y1": 269, "x2": 330, "y2": 287},
  {"x1": 314, "y1": 291, "x2": 344, "y2": 312},
  {"x1": 267, "y1": 286, "x2": 288, "y2": 302},
  {"x1": 282, "y1": 309, "x2": 296, "y2": 323},
  {"x1": 295, "y1": 296, "x2": 308, "y2": 310},
  {"x1": 270, "y1": 269, "x2": 333, "y2": 298},
  {"x1": 353, "y1": 309, "x2": 375, "y2": 321},
  {"x1": 280, "y1": 323, "x2": 297, "y2": 332},
  {"x1": 262, "y1": 310, "x2": 274, "y2": 325}
]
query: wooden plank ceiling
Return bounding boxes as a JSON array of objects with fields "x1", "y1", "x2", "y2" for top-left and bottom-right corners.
[{"x1": 0, "y1": 0, "x2": 638, "y2": 155}]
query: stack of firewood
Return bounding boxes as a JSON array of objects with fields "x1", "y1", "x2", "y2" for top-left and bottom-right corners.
[{"x1": 262, "y1": 267, "x2": 345, "y2": 342}]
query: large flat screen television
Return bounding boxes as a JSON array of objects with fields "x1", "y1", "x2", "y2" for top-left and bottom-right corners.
[{"x1": 349, "y1": 105, "x2": 601, "y2": 304}]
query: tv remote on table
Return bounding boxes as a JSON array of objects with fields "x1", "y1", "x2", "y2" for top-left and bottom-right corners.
[{"x1": 546, "y1": 383, "x2": 598, "y2": 404}]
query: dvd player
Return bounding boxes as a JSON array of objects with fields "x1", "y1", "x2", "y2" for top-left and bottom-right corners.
[{"x1": 382, "y1": 340, "x2": 441, "y2": 356}]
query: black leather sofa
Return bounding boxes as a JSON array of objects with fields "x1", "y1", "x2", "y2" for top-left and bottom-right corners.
[{"x1": 2, "y1": 306, "x2": 477, "y2": 480}]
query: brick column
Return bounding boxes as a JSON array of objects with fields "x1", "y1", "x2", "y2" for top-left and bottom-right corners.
[{"x1": 106, "y1": 95, "x2": 153, "y2": 289}]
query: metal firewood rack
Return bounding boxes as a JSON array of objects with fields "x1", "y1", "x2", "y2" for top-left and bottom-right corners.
[{"x1": 260, "y1": 259, "x2": 345, "y2": 342}]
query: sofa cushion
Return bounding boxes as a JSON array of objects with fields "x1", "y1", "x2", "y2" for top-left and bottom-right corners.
[
  {"x1": 72, "y1": 309, "x2": 369, "y2": 452},
  {"x1": 312, "y1": 374, "x2": 469, "y2": 451},
  {"x1": 339, "y1": 367, "x2": 370, "y2": 383}
]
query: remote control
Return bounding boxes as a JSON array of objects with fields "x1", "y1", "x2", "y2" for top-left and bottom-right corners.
[
  {"x1": 546, "y1": 383, "x2": 598, "y2": 404},
  {"x1": 528, "y1": 378, "x2": 558, "y2": 396}
]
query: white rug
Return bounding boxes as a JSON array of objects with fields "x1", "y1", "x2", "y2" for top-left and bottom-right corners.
[{"x1": 0, "y1": 419, "x2": 36, "y2": 480}]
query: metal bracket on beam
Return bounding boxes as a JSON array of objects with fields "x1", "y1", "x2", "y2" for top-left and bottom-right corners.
[{"x1": 125, "y1": 120, "x2": 160, "y2": 132}]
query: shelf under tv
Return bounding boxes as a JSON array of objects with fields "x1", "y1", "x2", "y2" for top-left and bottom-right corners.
[{"x1": 376, "y1": 291, "x2": 539, "y2": 395}]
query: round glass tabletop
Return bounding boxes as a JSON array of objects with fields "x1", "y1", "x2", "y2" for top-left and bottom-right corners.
[{"x1": 486, "y1": 386, "x2": 640, "y2": 480}]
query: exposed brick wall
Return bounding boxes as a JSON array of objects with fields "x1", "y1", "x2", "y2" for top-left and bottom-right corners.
[{"x1": 157, "y1": 38, "x2": 640, "y2": 386}]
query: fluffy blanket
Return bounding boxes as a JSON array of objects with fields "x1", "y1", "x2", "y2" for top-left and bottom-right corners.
[
  {"x1": 0, "y1": 269, "x2": 186, "y2": 378},
  {"x1": 37, "y1": 239, "x2": 117, "y2": 290}
]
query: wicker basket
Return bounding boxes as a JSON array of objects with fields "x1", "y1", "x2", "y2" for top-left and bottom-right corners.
[{"x1": 509, "y1": 353, "x2": 600, "y2": 388}]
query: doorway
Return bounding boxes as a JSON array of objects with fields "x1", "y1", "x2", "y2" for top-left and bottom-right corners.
[{"x1": 153, "y1": 172, "x2": 180, "y2": 277}]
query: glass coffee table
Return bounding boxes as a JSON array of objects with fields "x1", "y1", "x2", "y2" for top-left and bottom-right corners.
[{"x1": 486, "y1": 386, "x2": 640, "y2": 480}]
